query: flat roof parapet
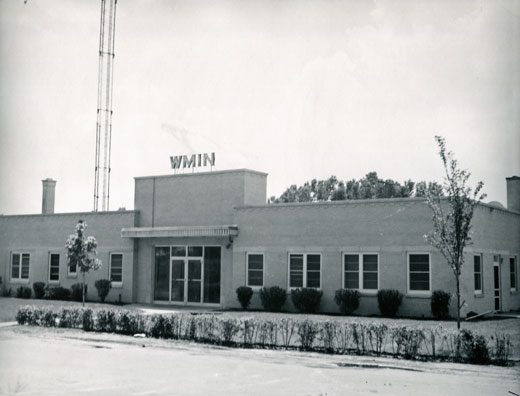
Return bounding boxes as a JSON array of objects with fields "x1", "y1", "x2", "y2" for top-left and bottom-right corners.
[{"x1": 134, "y1": 168, "x2": 267, "y2": 181}]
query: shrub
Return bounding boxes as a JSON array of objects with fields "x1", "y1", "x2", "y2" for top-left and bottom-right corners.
[
  {"x1": 44, "y1": 286, "x2": 71, "y2": 300},
  {"x1": 236, "y1": 286, "x2": 254, "y2": 310},
  {"x1": 41, "y1": 308, "x2": 57, "y2": 327},
  {"x1": 259, "y1": 286, "x2": 287, "y2": 312},
  {"x1": 71, "y1": 283, "x2": 87, "y2": 302},
  {"x1": 297, "y1": 320, "x2": 319, "y2": 350},
  {"x1": 58, "y1": 307, "x2": 84, "y2": 328},
  {"x1": 431, "y1": 290, "x2": 451, "y2": 320},
  {"x1": 458, "y1": 329, "x2": 490, "y2": 364},
  {"x1": 377, "y1": 289, "x2": 403, "y2": 317},
  {"x1": 334, "y1": 289, "x2": 360, "y2": 315},
  {"x1": 147, "y1": 314, "x2": 168, "y2": 338},
  {"x1": 16, "y1": 286, "x2": 32, "y2": 299},
  {"x1": 219, "y1": 317, "x2": 240, "y2": 345},
  {"x1": 83, "y1": 309, "x2": 94, "y2": 331},
  {"x1": 1, "y1": 287, "x2": 12, "y2": 297},
  {"x1": 96, "y1": 309, "x2": 117, "y2": 332},
  {"x1": 291, "y1": 288, "x2": 323, "y2": 314},
  {"x1": 117, "y1": 311, "x2": 145, "y2": 335},
  {"x1": 16, "y1": 306, "x2": 34, "y2": 325},
  {"x1": 95, "y1": 279, "x2": 112, "y2": 303},
  {"x1": 492, "y1": 333, "x2": 512, "y2": 366},
  {"x1": 33, "y1": 282, "x2": 46, "y2": 299},
  {"x1": 391, "y1": 326, "x2": 425, "y2": 359}
]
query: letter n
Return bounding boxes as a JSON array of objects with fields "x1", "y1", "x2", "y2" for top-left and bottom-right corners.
[{"x1": 203, "y1": 152, "x2": 215, "y2": 167}]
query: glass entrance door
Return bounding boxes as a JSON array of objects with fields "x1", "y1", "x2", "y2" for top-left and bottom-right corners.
[
  {"x1": 187, "y1": 259, "x2": 202, "y2": 303},
  {"x1": 171, "y1": 259, "x2": 185, "y2": 302},
  {"x1": 154, "y1": 246, "x2": 221, "y2": 304}
]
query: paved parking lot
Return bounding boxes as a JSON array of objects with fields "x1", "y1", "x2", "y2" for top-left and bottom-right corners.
[{"x1": 1, "y1": 326, "x2": 519, "y2": 396}]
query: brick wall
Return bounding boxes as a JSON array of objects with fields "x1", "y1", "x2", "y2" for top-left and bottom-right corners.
[
  {"x1": 0, "y1": 211, "x2": 137, "y2": 303},
  {"x1": 231, "y1": 199, "x2": 520, "y2": 317}
]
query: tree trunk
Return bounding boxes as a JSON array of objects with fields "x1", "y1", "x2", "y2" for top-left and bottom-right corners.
[
  {"x1": 456, "y1": 274, "x2": 460, "y2": 330},
  {"x1": 82, "y1": 272, "x2": 85, "y2": 307}
]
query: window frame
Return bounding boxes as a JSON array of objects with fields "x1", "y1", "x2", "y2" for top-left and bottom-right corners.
[
  {"x1": 287, "y1": 253, "x2": 322, "y2": 290},
  {"x1": 246, "y1": 253, "x2": 264, "y2": 289},
  {"x1": 109, "y1": 253, "x2": 123, "y2": 287},
  {"x1": 407, "y1": 252, "x2": 431, "y2": 296},
  {"x1": 48, "y1": 252, "x2": 60, "y2": 284},
  {"x1": 10, "y1": 252, "x2": 30, "y2": 283},
  {"x1": 67, "y1": 257, "x2": 78, "y2": 278},
  {"x1": 342, "y1": 253, "x2": 380, "y2": 294},
  {"x1": 474, "y1": 254, "x2": 483, "y2": 295},
  {"x1": 510, "y1": 256, "x2": 518, "y2": 293}
]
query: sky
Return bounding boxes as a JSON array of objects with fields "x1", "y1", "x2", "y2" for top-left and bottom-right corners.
[{"x1": 0, "y1": 0, "x2": 519, "y2": 214}]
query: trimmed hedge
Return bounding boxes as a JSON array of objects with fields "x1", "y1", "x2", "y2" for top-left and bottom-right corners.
[
  {"x1": 44, "y1": 286, "x2": 71, "y2": 301},
  {"x1": 377, "y1": 289, "x2": 403, "y2": 317},
  {"x1": 431, "y1": 290, "x2": 451, "y2": 320},
  {"x1": 259, "y1": 286, "x2": 287, "y2": 312},
  {"x1": 15, "y1": 305, "x2": 514, "y2": 366},
  {"x1": 95, "y1": 279, "x2": 112, "y2": 303},
  {"x1": 236, "y1": 286, "x2": 254, "y2": 310},
  {"x1": 16, "y1": 286, "x2": 32, "y2": 299},
  {"x1": 291, "y1": 288, "x2": 322, "y2": 314},
  {"x1": 33, "y1": 282, "x2": 46, "y2": 299},
  {"x1": 334, "y1": 289, "x2": 360, "y2": 315}
]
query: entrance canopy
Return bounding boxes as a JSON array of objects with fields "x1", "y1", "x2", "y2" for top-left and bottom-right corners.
[{"x1": 121, "y1": 225, "x2": 239, "y2": 238}]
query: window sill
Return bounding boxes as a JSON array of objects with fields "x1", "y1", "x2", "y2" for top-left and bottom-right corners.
[
  {"x1": 67, "y1": 274, "x2": 78, "y2": 279},
  {"x1": 111, "y1": 282, "x2": 123, "y2": 289},
  {"x1": 248, "y1": 286, "x2": 263, "y2": 291},
  {"x1": 474, "y1": 293, "x2": 484, "y2": 298},
  {"x1": 9, "y1": 279, "x2": 30, "y2": 284},
  {"x1": 48, "y1": 281, "x2": 60, "y2": 285}
]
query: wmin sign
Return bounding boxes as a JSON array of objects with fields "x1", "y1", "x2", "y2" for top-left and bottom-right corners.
[{"x1": 170, "y1": 153, "x2": 215, "y2": 169}]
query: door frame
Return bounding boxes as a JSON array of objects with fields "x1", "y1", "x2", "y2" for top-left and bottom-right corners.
[
  {"x1": 493, "y1": 255, "x2": 501, "y2": 311},
  {"x1": 153, "y1": 245, "x2": 221, "y2": 306}
]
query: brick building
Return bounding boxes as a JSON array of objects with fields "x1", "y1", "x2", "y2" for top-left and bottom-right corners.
[{"x1": 0, "y1": 170, "x2": 519, "y2": 317}]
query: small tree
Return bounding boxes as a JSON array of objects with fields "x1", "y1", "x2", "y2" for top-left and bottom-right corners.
[
  {"x1": 424, "y1": 136, "x2": 485, "y2": 329},
  {"x1": 65, "y1": 220, "x2": 102, "y2": 306}
]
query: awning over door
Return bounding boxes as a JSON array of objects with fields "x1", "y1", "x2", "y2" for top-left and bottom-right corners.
[{"x1": 121, "y1": 225, "x2": 239, "y2": 238}]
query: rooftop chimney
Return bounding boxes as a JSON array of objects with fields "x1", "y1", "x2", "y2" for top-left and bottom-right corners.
[
  {"x1": 506, "y1": 176, "x2": 520, "y2": 212},
  {"x1": 42, "y1": 178, "x2": 56, "y2": 214}
]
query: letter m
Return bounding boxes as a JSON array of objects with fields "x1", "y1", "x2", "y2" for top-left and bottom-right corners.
[{"x1": 183, "y1": 155, "x2": 196, "y2": 168}]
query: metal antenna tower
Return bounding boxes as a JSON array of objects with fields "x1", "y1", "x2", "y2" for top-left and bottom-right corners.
[{"x1": 93, "y1": 0, "x2": 117, "y2": 212}]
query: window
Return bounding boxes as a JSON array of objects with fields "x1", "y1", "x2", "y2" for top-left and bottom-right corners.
[
  {"x1": 343, "y1": 254, "x2": 379, "y2": 291},
  {"x1": 11, "y1": 253, "x2": 30, "y2": 281},
  {"x1": 110, "y1": 254, "x2": 123, "y2": 284},
  {"x1": 68, "y1": 260, "x2": 77, "y2": 277},
  {"x1": 247, "y1": 253, "x2": 264, "y2": 287},
  {"x1": 474, "y1": 254, "x2": 482, "y2": 294},
  {"x1": 289, "y1": 253, "x2": 321, "y2": 289},
  {"x1": 511, "y1": 256, "x2": 517, "y2": 292},
  {"x1": 408, "y1": 253, "x2": 430, "y2": 293},
  {"x1": 49, "y1": 253, "x2": 60, "y2": 283}
]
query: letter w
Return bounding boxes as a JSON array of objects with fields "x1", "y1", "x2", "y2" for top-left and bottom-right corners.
[{"x1": 170, "y1": 156, "x2": 182, "y2": 169}]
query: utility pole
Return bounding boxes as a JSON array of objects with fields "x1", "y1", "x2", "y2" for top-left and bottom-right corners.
[{"x1": 93, "y1": 0, "x2": 117, "y2": 212}]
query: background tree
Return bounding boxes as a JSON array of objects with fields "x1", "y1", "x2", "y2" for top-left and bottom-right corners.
[
  {"x1": 65, "y1": 220, "x2": 102, "y2": 306},
  {"x1": 269, "y1": 173, "x2": 425, "y2": 203},
  {"x1": 424, "y1": 136, "x2": 486, "y2": 329}
]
